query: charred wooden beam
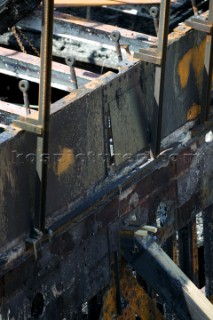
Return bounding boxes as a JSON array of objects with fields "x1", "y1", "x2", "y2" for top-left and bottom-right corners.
[
  {"x1": 121, "y1": 233, "x2": 213, "y2": 320},
  {"x1": 0, "y1": 124, "x2": 213, "y2": 318},
  {"x1": 0, "y1": 0, "x2": 41, "y2": 34},
  {"x1": 0, "y1": 47, "x2": 99, "y2": 92},
  {"x1": 54, "y1": 0, "x2": 172, "y2": 6}
]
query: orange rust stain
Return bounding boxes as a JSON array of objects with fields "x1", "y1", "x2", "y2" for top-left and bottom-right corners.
[
  {"x1": 55, "y1": 147, "x2": 74, "y2": 176},
  {"x1": 178, "y1": 39, "x2": 206, "y2": 89},
  {"x1": 101, "y1": 263, "x2": 163, "y2": 320},
  {"x1": 187, "y1": 103, "x2": 201, "y2": 121}
]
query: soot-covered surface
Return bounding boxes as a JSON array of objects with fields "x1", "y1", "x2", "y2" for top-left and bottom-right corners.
[
  {"x1": 0, "y1": 0, "x2": 41, "y2": 34},
  {"x1": 56, "y1": 0, "x2": 209, "y2": 36}
]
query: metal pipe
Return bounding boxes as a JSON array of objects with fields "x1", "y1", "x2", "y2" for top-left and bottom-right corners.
[{"x1": 35, "y1": 0, "x2": 54, "y2": 231}]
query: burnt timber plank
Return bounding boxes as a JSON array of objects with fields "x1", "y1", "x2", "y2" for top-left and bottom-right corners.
[
  {"x1": 14, "y1": 10, "x2": 207, "y2": 138},
  {"x1": 0, "y1": 47, "x2": 99, "y2": 91},
  {"x1": 0, "y1": 62, "x2": 149, "y2": 247},
  {"x1": 179, "y1": 219, "x2": 199, "y2": 285},
  {"x1": 203, "y1": 205, "x2": 213, "y2": 300},
  {"x1": 121, "y1": 234, "x2": 213, "y2": 320},
  {"x1": 54, "y1": 0, "x2": 174, "y2": 6}
]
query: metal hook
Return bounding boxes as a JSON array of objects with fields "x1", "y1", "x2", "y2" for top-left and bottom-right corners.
[
  {"x1": 65, "y1": 56, "x2": 78, "y2": 89},
  {"x1": 111, "y1": 30, "x2": 123, "y2": 62},
  {"x1": 19, "y1": 79, "x2": 31, "y2": 115}
]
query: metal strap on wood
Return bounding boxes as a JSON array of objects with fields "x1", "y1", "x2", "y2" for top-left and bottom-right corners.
[
  {"x1": 134, "y1": 0, "x2": 171, "y2": 157},
  {"x1": 13, "y1": 0, "x2": 54, "y2": 232}
]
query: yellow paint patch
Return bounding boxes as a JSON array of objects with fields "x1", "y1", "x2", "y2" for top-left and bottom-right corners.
[
  {"x1": 187, "y1": 103, "x2": 201, "y2": 121},
  {"x1": 55, "y1": 148, "x2": 74, "y2": 176},
  {"x1": 178, "y1": 39, "x2": 206, "y2": 89}
]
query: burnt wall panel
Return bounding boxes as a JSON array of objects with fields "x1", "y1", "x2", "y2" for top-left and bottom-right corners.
[
  {"x1": 0, "y1": 131, "x2": 36, "y2": 249},
  {"x1": 162, "y1": 30, "x2": 206, "y2": 138},
  {"x1": 137, "y1": 30, "x2": 206, "y2": 140},
  {"x1": 0, "y1": 225, "x2": 110, "y2": 320},
  {"x1": 107, "y1": 64, "x2": 148, "y2": 166},
  {"x1": 46, "y1": 84, "x2": 106, "y2": 218}
]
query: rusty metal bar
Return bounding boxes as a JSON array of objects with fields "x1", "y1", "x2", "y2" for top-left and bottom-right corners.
[
  {"x1": 111, "y1": 31, "x2": 123, "y2": 62},
  {"x1": 65, "y1": 56, "x2": 78, "y2": 89},
  {"x1": 35, "y1": 0, "x2": 54, "y2": 231}
]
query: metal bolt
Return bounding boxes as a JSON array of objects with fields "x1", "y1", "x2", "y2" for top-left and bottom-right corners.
[
  {"x1": 191, "y1": 0, "x2": 199, "y2": 16},
  {"x1": 65, "y1": 56, "x2": 78, "y2": 89},
  {"x1": 19, "y1": 79, "x2": 31, "y2": 115},
  {"x1": 111, "y1": 30, "x2": 123, "y2": 62},
  {"x1": 86, "y1": 6, "x2": 92, "y2": 20},
  {"x1": 149, "y1": 6, "x2": 159, "y2": 36}
]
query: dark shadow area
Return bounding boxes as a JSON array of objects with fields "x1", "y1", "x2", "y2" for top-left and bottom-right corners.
[{"x1": 0, "y1": 73, "x2": 69, "y2": 105}]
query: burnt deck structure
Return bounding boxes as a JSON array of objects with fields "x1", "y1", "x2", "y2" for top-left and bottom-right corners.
[{"x1": 0, "y1": 0, "x2": 213, "y2": 319}]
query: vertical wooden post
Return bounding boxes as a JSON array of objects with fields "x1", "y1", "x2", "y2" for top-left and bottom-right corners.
[
  {"x1": 179, "y1": 219, "x2": 199, "y2": 286},
  {"x1": 203, "y1": 205, "x2": 213, "y2": 301},
  {"x1": 163, "y1": 235, "x2": 179, "y2": 320}
]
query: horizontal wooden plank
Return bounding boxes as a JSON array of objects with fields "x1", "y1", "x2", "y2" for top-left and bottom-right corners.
[
  {"x1": 0, "y1": 101, "x2": 37, "y2": 117},
  {"x1": 54, "y1": 0, "x2": 174, "y2": 6},
  {"x1": 0, "y1": 47, "x2": 99, "y2": 91},
  {"x1": 18, "y1": 10, "x2": 155, "y2": 47}
]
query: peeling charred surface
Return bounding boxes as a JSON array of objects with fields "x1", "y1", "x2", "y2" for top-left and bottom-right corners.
[
  {"x1": 1, "y1": 122, "x2": 213, "y2": 318},
  {"x1": 0, "y1": 2, "x2": 213, "y2": 319},
  {"x1": 56, "y1": 0, "x2": 209, "y2": 36},
  {"x1": 0, "y1": 0, "x2": 41, "y2": 34}
]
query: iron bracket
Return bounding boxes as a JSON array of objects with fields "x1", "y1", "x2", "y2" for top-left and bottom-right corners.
[
  {"x1": 13, "y1": 0, "x2": 54, "y2": 233},
  {"x1": 14, "y1": 119, "x2": 43, "y2": 135},
  {"x1": 134, "y1": 0, "x2": 171, "y2": 157},
  {"x1": 186, "y1": 17, "x2": 213, "y2": 34}
]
